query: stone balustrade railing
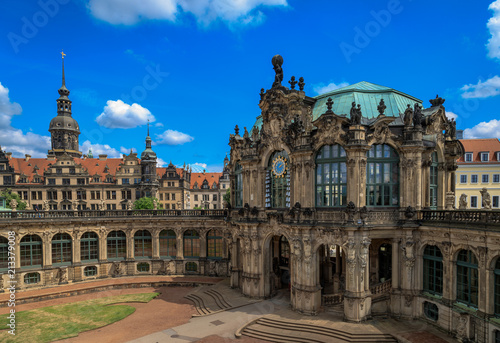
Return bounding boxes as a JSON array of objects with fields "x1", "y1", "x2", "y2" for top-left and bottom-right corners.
[
  {"x1": 0, "y1": 209, "x2": 228, "y2": 220},
  {"x1": 321, "y1": 293, "x2": 344, "y2": 306},
  {"x1": 420, "y1": 209, "x2": 500, "y2": 226},
  {"x1": 370, "y1": 279, "x2": 392, "y2": 297}
]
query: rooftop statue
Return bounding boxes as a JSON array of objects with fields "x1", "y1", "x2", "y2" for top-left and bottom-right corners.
[
  {"x1": 272, "y1": 55, "x2": 284, "y2": 88},
  {"x1": 350, "y1": 102, "x2": 362, "y2": 125}
]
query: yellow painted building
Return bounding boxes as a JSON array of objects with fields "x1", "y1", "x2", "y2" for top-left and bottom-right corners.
[{"x1": 456, "y1": 138, "x2": 500, "y2": 209}]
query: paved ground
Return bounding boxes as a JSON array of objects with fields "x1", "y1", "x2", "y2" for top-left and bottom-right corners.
[{"x1": 1, "y1": 277, "x2": 458, "y2": 343}]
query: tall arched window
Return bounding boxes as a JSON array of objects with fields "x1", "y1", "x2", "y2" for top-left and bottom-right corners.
[
  {"x1": 159, "y1": 230, "x2": 177, "y2": 258},
  {"x1": 81, "y1": 232, "x2": 98, "y2": 262},
  {"x1": 266, "y1": 151, "x2": 290, "y2": 208},
  {"x1": 495, "y1": 258, "x2": 500, "y2": 316},
  {"x1": 457, "y1": 250, "x2": 478, "y2": 307},
  {"x1": 423, "y1": 245, "x2": 443, "y2": 295},
  {"x1": 107, "y1": 230, "x2": 127, "y2": 260},
  {"x1": 366, "y1": 144, "x2": 399, "y2": 207},
  {"x1": 429, "y1": 152, "x2": 438, "y2": 209},
  {"x1": 207, "y1": 229, "x2": 223, "y2": 259},
  {"x1": 52, "y1": 233, "x2": 72, "y2": 265},
  {"x1": 234, "y1": 163, "x2": 243, "y2": 208},
  {"x1": 315, "y1": 145, "x2": 347, "y2": 207},
  {"x1": 0, "y1": 237, "x2": 8, "y2": 271},
  {"x1": 20, "y1": 234, "x2": 42, "y2": 268},
  {"x1": 134, "y1": 230, "x2": 152, "y2": 258},
  {"x1": 183, "y1": 230, "x2": 200, "y2": 258}
]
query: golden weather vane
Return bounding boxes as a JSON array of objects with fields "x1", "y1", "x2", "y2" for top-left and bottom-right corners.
[{"x1": 61, "y1": 50, "x2": 66, "y2": 59}]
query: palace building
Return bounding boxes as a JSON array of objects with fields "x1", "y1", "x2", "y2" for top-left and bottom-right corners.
[
  {"x1": 2, "y1": 54, "x2": 500, "y2": 342},
  {"x1": 0, "y1": 56, "x2": 229, "y2": 211}
]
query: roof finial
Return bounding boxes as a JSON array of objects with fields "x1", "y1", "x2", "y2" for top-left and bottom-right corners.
[
  {"x1": 61, "y1": 50, "x2": 66, "y2": 87},
  {"x1": 147, "y1": 119, "x2": 150, "y2": 137}
]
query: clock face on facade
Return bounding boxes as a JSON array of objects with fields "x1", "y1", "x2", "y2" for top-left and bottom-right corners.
[{"x1": 272, "y1": 156, "x2": 287, "y2": 177}]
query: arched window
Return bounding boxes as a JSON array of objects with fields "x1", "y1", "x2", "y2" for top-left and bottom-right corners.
[
  {"x1": 423, "y1": 245, "x2": 443, "y2": 295},
  {"x1": 183, "y1": 230, "x2": 200, "y2": 258},
  {"x1": 207, "y1": 229, "x2": 223, "y2": 259},
  {"x1": 134, "y1": 230, "x2": 152, "y2": 258},
  {"x1": 81, "y1": 232, "x2": 98, "y2": 262},
  {"x1": 315, "y1": 145, "x2": 347, "y2": 207},
  {"x1": 20, "y1": 234, "x2": 42, "y2": 268},
  {"x1": 0, "y1": 237, "x2": 8, "y2": 271},
  {"x1": 52, "y1": 233, "x2": 72, "y2": 265},
  {"x1": 457, "y1": 250, "x2": 478, "y2": 307},
  {"x1": 234, "y1": 163, "x2": 243, "y2": 208},
  {"x1": 429, "y1": 152, "x2": 438, "y2": 209},
  {"x1": 266, "y1": 151, "x2": 290, "y2": 208},
  {"x1": 159, "y1": 230, "x2": 177, "y2": 258},
  {"x1": 494, "y1": 258, "x2": 500, "y2": 316},
  {"x1": 366, "y1": 144, "x2": 399, "y2": 207},
  {"x1": 107, "y1": 231, "x2": 127, "y2": 260}
]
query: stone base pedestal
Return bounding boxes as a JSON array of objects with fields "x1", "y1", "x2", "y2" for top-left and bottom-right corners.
[
  {"x1": 291, "y1": 284, "x2": 321, "y2": 315},
  {"x1": 349, "y1": 125, "x2": 366, "y2": 143},
  {"x1": 343, "y1": 293, "x2": 372, "y2": 322}
]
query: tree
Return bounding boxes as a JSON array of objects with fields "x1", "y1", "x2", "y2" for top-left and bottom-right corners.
[
  {"x1": 223, "y1": 188, "x2": 231, "y2": 208},
  {"x1": 1, "y1": 188, "x2": 27, "y2": 210},
  {"x1": 133, "y1": 197, "x2": 161, "y2": 210}
]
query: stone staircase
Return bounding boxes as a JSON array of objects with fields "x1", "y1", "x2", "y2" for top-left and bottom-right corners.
[
  {"x1": 185, "y1": 288, "x2": 233, "y2": 315},
  {"x1": 237, "y1": 317, "x2": 398, "y2": 343}
]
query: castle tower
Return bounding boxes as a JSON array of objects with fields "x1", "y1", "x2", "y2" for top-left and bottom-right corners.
[
  {"x1": 140, "y1": 122, "x2": 159, "y2": 198},
  {"x1": 48, "y1": 51, "x2": 82, "y2": 158}
]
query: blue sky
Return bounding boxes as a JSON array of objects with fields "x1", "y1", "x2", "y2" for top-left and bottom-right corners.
[{"x1": 0, "y1": 0, "x2": 499, "y2": 171}]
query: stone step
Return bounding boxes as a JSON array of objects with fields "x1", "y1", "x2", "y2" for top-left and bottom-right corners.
[
  {"x1": 243, "y1": 327, "x2": 324, "y2": 343},
  {"x1": 241, "y1": 317, "x2": 397, "y2": 343},
  {"x1": 185, "y1": 294, "x2": 213, "y2": 315},
  {"x1": 205, "y1": 289, "x2": 232, "y2": 309}
]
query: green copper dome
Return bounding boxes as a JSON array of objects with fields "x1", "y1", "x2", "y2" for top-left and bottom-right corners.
[{"x1": 312, "y1": 81, "x2": 422, "y2": 120}]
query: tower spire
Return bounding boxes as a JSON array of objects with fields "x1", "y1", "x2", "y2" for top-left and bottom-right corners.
[{"x1": 61, "y1": 50, "x2": 66, "y2": 87}]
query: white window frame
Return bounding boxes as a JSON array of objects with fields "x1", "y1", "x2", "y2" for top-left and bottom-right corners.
[
  {"x1": 460, "y1": 175, "x2": 467, "y2": 184},
  {"x1": 470, "y1": 195, "x2": 478, "y2": 208},
  {"x1": 493, "y1": 196, "x2": 499, "y2": 208},
  {"x1": 494, "y1": 174, "x2": 500, "y2": 183},
  {"x1": 465, "y1": 153, "x2": 473, "y2": 162},
  {"x1": 481, "y1": 152, "x2": 489, "y2": 162},
  {"x1": 482, "y1": 174, "x2": 489, "y2": 183},
  {"x1": 471, "y1": 174, "x2": 478, "y2": 184}
]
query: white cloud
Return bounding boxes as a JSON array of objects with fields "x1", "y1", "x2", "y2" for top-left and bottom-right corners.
[
  {"x1": 463, "y1": 119, "x2": 500, "y2": 139},
  {"x1": 190, "y1": 162, "x2": 208, "y2": 172},
  {"x1": 488, "y1": 0, "x2": 500, "y2": 59},
  {"x1": 313, "y1": 81, "x2": 349, "y2": 95},
  {"x1": 80, "y1": 140, "x2": 122, "y2": 158},
  {"x1": 120, "y1": 146, "x2": 136, "y2": 154},
  {"x1": 445, "y1": 111, "x2": 458, "y2": 120},
  {"x1": 87, "y1": 0, "x2": 288, "y2": 26},
  {"x1": 0, "y1": 83, "x2": 51, "y2": 158},
  {"x1": 157, "y1": 158, "x2": 167, "y2": 167},
  {"x1": 154, "y1": 129, "x2": 194, "y2": 145},
  {"x1": 461, "y1": 75, "x2": 500, "y2": 98},
  {"x1": 96, "y1": 100, "x2": 155, "y2": 129},
  {"x1": 155, "y1": 122, "x2": 164, "y2": 128}
]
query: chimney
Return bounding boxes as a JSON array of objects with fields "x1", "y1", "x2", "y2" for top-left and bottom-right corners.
[
  {"x1": 25, "y1": 154, "x2": 31, "y2": 161},
  {"x1": 5, "y1": 152, "x2": 12, "y2": 160},
  {"x1": 99, "y1": 154, "x2": 107, "y2": 161}
]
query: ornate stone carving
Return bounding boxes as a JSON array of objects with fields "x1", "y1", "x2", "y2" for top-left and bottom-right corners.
[
  {"x1": 9, "y1": 199, "x2": 17, "y2": 211},
  {"x1": 429, "y1": 94, "x2": 445, "y2": 107},
  {"x1": 271, "y1": 55, "x2": 284, "y2": 88},
  {"x1": 298, "y1": 77, "x2": 305, "y2": 91},
  {"x1": 403, "y1": 104, "x2": 413, "y2": 127},
  {"x1": 459, "y1": 194, "x2": 467, "y2": 209},
  {"x1": 404, "y1": 206, "x2": 416, "y2": 219},
  {"x1": 288, "y1": 76, "x2": 297, "y2": 89},
  {"x1": 480, "y1": 187, "x2": 492, "y2": 209},
  {"x1": 413, "y1": 103, "x2": 423, "y2": 128}
]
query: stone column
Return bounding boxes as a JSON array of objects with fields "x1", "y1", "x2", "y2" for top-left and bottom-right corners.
[
  {"x1": 43, "y1": 232, "x2": 52, "y2": 268},
  {"x1": 343, "y1": 234, "x2": 372, "y2": 322},
  {"x1": 99, "y1": 229, "x2": 107, "y2": 262},
  {"x1": 334, "y1": 245, "x2": 341, "y2": 293},
  {"x1": 127, "y1": 231, "x2": 134, "y2": 260},
  {"x1": 152, "y1": 230, "x2": 160, "y2": 259},
  {"x1": 177, "y1": 230, "x2": 184, "y2": 259},
  {"x1": 72, "y1": 231, "x2": 81, "y2": 264}
]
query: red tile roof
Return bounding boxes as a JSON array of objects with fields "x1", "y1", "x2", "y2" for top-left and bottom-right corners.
[
  {"x1": 458, "y1": 139, "x2": 500, "y2": 164},
  {"x1": 190, "y1": 172, "x2": 222, "y2": 189}
]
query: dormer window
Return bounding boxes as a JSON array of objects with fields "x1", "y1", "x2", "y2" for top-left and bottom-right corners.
[
  {"x1": 497, "y1": 152, "x2": 500, "y2": 161},
  {"x1": 93, "y1": 177, "x2": 100, "y2": 183},
  {"x1": 212, "y1": 182, "x2": 217, "y2": 189},
  {"x1": 481, "y1": 152, "x2": 489, "y2": 162},
  {"x1": 465, "y1": 153, "x2": 473, "y2": 162}
]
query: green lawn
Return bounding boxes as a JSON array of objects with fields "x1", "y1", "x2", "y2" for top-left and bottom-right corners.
[{"x1": 0, "y1": 292, "x2": 159, "y2": 343}]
